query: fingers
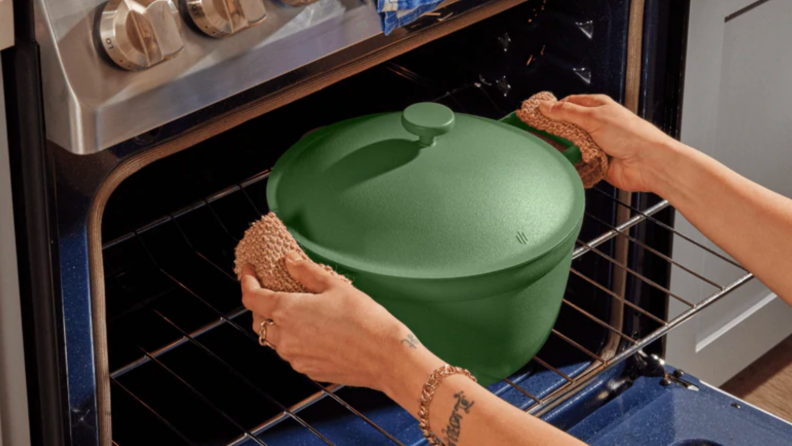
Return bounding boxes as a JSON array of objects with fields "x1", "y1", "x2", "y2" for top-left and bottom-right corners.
[
  {"x1": 538, "y1": 94, "x2": 615, "y2": 132},
  {"x1": 242, "y1": 287, "x2": 295, "y2": 318},
  {"x1": 539, "y1": 99, "x2": 596, "y2": 132},
  {"x1": 285, "y1": 251, "x2": 338, "y2": 294},
  {"x1": 252, "y1": 313, "x2": 265, "y2": 332},
  {"x1": 560, "y1": 94, "x2": 612, "y2": 107},
  {"x1": 240, "y1": 264, "x2": 282, "y2": 315},
  {"x1": 240, "y1": 264, "x2": 262, "y2": 293},
  {"x1": 240, "y1": 263, "x2": 306, "y2": 315}
]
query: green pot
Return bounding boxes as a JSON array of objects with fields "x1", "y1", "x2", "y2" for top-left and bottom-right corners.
[{"x1": 267, "y1": 103, "x2": 585, "y2": 386}]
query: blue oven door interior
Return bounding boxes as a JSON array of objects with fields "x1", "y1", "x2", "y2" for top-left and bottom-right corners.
[{"x1": 567, "y1": 367, "x2": 792, "y2": 446}]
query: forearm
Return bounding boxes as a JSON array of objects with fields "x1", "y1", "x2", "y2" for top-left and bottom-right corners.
[
  {"x1": 650, "y1": 141, "x2": 792, "y2": 304},
  {"x1": 383, "y1": 348, "x2": 585, "y2": 446}
]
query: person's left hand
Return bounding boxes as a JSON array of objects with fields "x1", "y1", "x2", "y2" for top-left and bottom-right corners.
[{"x1": 240, "y1": 251, "x2": 439, "y2": 390}]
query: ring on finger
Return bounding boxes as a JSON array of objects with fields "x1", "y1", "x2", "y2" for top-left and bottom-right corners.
[{"x1": 258, "y1": 319, "x2": 277, "y2": 349}]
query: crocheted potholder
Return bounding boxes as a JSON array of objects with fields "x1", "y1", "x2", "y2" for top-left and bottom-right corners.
[
  {"x1": 234, "y1": 212, "x2": 350, "y2": 292},
  {"x1": 516, "y1": 91, "x2": 609, "y2": 188}
]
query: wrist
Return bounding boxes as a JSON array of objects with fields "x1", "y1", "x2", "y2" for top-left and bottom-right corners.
[
  {"x1": 381, "y1": 339, "x2": 445, "y2": 416},
  {"x1": 644, "y1": 138, "x2": 690, "y2": 198}
]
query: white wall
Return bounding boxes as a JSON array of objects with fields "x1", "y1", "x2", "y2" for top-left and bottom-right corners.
[
  {"x1": 0, "y1": 0, "x2": 12, "y2": 51},
  {"x1": 0, "y1": 57, "x2": 32, "y2": 446},
  {"x1": 667, "y1": 0, "x2": 792, "y2": 386}
]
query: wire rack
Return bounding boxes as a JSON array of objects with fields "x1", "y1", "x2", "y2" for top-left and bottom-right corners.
[{"x1": 103, "y1": 170, "x2": 754, "y2": 446}]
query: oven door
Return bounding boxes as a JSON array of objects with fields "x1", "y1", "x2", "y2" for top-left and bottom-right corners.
[{"x1": 568, "y1": 365, "x2": 792, "y2": 446}]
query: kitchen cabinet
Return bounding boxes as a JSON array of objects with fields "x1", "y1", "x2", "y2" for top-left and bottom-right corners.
[{"x1": 667, "y1": 0, "x2": 792, "y2": 386}]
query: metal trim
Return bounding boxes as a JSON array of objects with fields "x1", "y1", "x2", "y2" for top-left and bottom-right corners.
[
  {"x1": 0, "y1": 57, "x2": 32, "y2": 446},
  {"x1": 599, "y1": 0, "x2": 645, "y2": 365},
  {"x1": 3, "y1": 16, "x2": 71, "y2": 446}
]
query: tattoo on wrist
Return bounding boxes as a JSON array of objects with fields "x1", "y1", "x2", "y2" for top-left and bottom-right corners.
[
  {"x1": 441, "y1": 391, "x2": 475, "y2": 446},
  {"x1": 400, "y1": 333, "x2": 420, "y2": 349}
]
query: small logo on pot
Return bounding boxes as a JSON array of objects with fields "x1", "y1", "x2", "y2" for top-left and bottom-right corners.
[{"x1": 516, "y1": 231, "x2": 528, "y2": 245}]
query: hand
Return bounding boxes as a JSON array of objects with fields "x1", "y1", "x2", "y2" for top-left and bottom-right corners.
[
  {"x1": 240, "y1": 252, "x2": 442, "y2": 391},
  {"x1": 539, "y1": 94, "x2": 680, "y2": 193}
]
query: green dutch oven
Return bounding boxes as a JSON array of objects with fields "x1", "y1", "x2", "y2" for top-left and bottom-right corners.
[{"x1": 267, "y1": 103, "x2": 585, "y2": 385}]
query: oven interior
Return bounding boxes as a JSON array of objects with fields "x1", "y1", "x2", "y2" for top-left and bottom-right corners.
[{"x1": 99, "y1": 1, "x2": 673, "y2": 444}]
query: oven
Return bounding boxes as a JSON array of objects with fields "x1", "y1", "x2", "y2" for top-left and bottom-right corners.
[{"x1": 4, "y1": 0, "x2": 792, "y2": 445}]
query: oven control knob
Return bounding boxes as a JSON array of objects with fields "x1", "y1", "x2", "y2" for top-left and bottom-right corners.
[
  {"x1": 186, "y1": 0, "x2": 267, "y2": 38},
  {"x1": 99, "y1": 0, "x2": 184, "y2": 71}
]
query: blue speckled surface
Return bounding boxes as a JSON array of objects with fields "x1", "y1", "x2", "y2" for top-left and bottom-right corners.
[
  {"x1": 252, "y1": 358, "x2": 616, "y2": 445},
  {"x1": 571, "y1": 368, "x2": 792, "y2": 446},
  {"x1": 248, "y1": 363, "x2": 792, "y2": 446},
  {"x1": 489, "y1": 360, "x2": 599, "y2": 410}
]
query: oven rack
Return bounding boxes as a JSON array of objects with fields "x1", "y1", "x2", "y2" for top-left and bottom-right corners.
[
  {"x1": 525, "y1": 189, "x2": 754, "y2": 417},
  {"x1": 103, "y1": 170, "x2": 753, "y2": 446}
]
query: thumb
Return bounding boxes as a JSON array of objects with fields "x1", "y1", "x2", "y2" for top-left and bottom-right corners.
[
  {"x1": 240, "y1": 264, "x2": 262, "y2": 293},
  {"x1": 539, "y1": 100, "x2": 595, "y2": 132},
  {"x1": 284, "y1": 251, "x2": 337, "y2": 294}
]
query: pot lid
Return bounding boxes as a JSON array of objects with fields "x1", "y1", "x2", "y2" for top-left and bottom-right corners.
[{"x1": 267, "y1": 103, "x2": 585, "y2": 279}]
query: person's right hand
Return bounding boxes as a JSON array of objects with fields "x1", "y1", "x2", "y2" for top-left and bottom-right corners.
[{"x1": 539, "y1": 94, "x2": 680, "y2": 193}]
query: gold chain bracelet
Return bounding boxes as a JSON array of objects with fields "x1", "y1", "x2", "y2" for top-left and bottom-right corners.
[{"x1": 418, "y1": 364, "x2": 477, "y2": 445}]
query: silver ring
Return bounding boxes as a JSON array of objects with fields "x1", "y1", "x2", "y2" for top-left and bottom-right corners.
[{"x1": 258, "y1": 319, "x2": 276, "y2": 349}]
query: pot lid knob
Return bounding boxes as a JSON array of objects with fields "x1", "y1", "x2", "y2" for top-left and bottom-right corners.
[{"x1": 401, "y1": 103, "x2": 455, "y2": 146}]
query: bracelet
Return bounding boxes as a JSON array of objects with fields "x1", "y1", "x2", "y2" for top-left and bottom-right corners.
[{"x1": 418, "y1": 364, "x2": 477, "y2": 445}]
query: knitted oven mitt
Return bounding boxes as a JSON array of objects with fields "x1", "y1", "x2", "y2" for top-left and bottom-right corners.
[
  {"x1": 516, "y1": 91, "x2": 609, "y2": 189},
  {"x1": 234, "y1": 212, "x2": 351, "y2": 292}
]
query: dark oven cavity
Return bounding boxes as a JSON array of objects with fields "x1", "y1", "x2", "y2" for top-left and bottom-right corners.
[{"x1": 100, "y1": 1, "x2": 647, "y2": 444}]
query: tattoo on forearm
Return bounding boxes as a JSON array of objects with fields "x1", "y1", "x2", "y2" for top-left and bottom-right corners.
[
  {"x1": 441, "y1": 391, "x2": 475, "y2": 446},
  {"x1": 401, "y1": 333, "x2": 420, "y2": 349}
]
